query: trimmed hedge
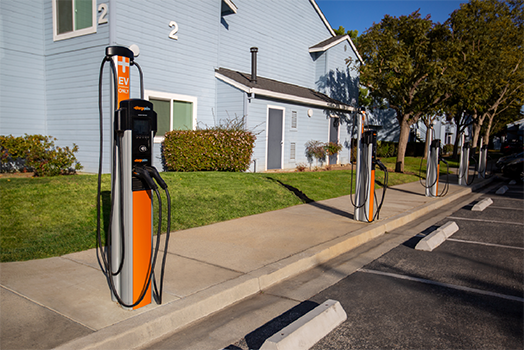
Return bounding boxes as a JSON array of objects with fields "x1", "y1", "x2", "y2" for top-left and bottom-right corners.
[
  {"x1": 0, "y1": 134, "x2": 82, "y2": 176},
  {"x1": 162, "y1": 129, "x2": 256, "y2": 172}
]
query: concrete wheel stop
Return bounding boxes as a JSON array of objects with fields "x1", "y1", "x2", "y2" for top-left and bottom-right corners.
[
  {"x1": 259, "y1": 299, "x2": 347, "y2": 350},
  {"x1": 415, "y1": 221, "x2": 459, "y2": 252},
  {"x1": 471, "y1": 198, "x2": 493, "y2": 211}
]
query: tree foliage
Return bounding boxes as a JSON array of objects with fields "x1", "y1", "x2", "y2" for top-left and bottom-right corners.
[
  {"x1": 333, "y1": 25, "x2": 359, "y2": 45},
  {"x1": 357, "y1": 11, "x2": 453, "y2": 172},
  {"x1": 445, "y1": 0, "x2": 524, "y2": 148},
  {"x1": 354, "y1": 0, "x2": 523, "y2": 171}
]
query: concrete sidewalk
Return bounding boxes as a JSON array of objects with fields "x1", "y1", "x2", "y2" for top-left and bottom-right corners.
[{"x1": 0, "y1": 177, "x2": 496, "y2": 350}]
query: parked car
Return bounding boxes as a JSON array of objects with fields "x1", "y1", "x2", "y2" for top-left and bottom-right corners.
[
  {"x1": 502, "y1": 156, "x2": 524, "y2": 181},
  {"x1": 495, "y1": 151, "x2": 524, "y2": 171},
  {"x1": 501, "y1": 140, "x2": 524, "y2": 155}
]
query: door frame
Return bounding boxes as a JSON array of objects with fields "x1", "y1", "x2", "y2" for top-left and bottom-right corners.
[
  {"x1": 265, "y1": 105, "x2": 285, "y2": 170},
  {"x1": 328, "y1": 115, "x2": 340, "y2": 165}
]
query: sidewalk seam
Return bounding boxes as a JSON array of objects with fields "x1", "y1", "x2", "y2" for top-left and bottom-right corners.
[{"x1": 1, "y1": 285, "x2": 97, "y2": 332}]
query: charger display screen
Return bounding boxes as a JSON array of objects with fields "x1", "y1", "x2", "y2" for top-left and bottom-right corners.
[{"x1": 133, "y1": 119, "x2": 149, "y2": 135}]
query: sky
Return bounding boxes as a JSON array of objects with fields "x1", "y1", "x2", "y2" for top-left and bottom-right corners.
[{"x1": 316, "y1": 0, "x2": 467, "y2": 36}]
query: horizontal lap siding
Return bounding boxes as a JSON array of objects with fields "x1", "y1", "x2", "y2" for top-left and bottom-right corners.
[
  {"x1": 218, "y1": 0, "x2": 332, "y2": 90},
  {"x1": 3, "y1": 0, "x2": 360, "y2": 173},
  {"x1": 43, "y1": 0, "x2": 110, "y2": 173},
  {"x1": 0, "y1": 0, "x2": 47, "y2": 135},
  {"x1": 216, "y1": 80, "x2": 245, "y2": 126},
  {"x1": 116, "y1": 0, "x2": 220, "y2": 131},
  {"x1": 321, "y1": 40, "x2": 359, "y2": 106},
  {"x1": 249, "y1": 98, "x2": 334, "y2": 171}
]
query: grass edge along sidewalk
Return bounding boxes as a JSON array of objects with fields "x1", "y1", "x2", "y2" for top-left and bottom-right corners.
[{"x1": 1, "y1": 158, "x2": 433, "y2": 262}]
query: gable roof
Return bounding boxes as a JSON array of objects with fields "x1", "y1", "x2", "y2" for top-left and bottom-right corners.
[
  {"x1": 309, "y1": 35, "x2": 363, "y2": 64},
  {"x1": 308, "y1": 0, "x2": 363, "y2": 64},
  {"x1": 215, "y1": 68, "x2": 354, "y2": 112},
  {"x1": 309, "y1": 0, "x2": 336, "y2": 36}
]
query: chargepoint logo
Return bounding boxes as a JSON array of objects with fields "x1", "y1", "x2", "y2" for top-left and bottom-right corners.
[{"x1": 134, "y1": 106, "x2": 151, "y2": 111}]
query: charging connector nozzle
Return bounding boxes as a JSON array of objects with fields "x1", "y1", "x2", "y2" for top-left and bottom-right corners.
[
  {"x1": 144, "y1": 166, "x2": 168, "y2": 190},
  {"x1": 133, "y1": 166, "x2": 158, "y2": 190}
]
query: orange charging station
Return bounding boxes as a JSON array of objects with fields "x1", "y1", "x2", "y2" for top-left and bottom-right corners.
[
  {"x1": 97, "y1": 46, "x2": 170, "y2": 310},
  {"x1": 354, "y1": 112, "x2": 377, "y2": 222},
  {"x1": 352, "y1": 108, "x2": 388, "y2": 223}
]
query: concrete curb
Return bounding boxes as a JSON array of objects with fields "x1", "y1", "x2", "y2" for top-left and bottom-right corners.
[
  {"x1": 415, "y1": 221, "x2": 459, "y2": 251},
  {"x1": 55, "y1": 177, "x2": 495, "y2": 350},
  {"x1": 259, "y1": 299, "x2": 347, "y2": 350},
  {"x1": 472, "y1": 198, "x2": 493, "y2": 211}
]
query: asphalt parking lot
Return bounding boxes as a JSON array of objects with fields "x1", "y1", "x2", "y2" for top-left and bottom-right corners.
[
  {"x1": 309, "y1": 180, "x2": 523, "y2": 349},
  {"x1": 141, "y1": 179, "x2": 522, "y2": 350}
]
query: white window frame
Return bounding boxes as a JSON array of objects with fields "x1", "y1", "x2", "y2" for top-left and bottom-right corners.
[
  {"x1": 291, "y1": 110, "x2": 298, "y2": 130},
  {"x1": 52, "y1": 0, "x2": 97, "y2": 41},
  {"x1": 145, "y1": 90, "x2": 198, "y2": 143}
]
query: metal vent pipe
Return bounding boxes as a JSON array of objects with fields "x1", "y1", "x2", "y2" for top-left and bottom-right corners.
[{"x1": 250, "y1": 47, "x2": 258, "y2": 84}]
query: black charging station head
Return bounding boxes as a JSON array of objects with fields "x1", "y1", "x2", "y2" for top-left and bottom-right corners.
[
  {"x1": 117, "y1": 99, "x2": 157, "y2": 133},
  {"x1": 105, "y1": 46, "x2": 134, "y2": 60}
]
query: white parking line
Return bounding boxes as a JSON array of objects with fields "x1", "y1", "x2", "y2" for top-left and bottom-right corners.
[
  {"x1": 447, "y1": 238, "x2": 524, "y2": 250},
  {"x1": 487, "y1": 206, "x2": 523, "y2": 210},
  {"x1": 359, "y1": 268, "x2": 524, "y2": 303},
  {"x1": 448, "y1": 216, "x2": 524, "y2": 225}
]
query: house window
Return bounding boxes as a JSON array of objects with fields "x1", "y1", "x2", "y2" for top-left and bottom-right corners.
[
  {"x1": 52, "y1": 0, "x2": 97, "y2": 41},
  {"x1": 145, "y1": 90, "x2": 198, "y2": 143},
  {"x1": 291, "y1": 111, "x2": 298, "y2": 129},
  {"x1": 290, "y1": 142, "x2": 296, "y2": 161}
]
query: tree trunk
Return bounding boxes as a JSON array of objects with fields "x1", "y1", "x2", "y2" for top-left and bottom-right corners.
[
  {"x1": 395, "y1": 116, "x2": 411, "y2": 173},
  {"x1": 472, "y1": 111, "x2": 487, "y2": 149},
  {"x1": 472, "y1": 122, "x2": 481, "y2": 149},
  {"x1": 483, "y1": 114, "x2": 494, "y2": 148}
]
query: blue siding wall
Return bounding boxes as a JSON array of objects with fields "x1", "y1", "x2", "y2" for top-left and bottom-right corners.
[
  {"x1": 2, "y1": 0, "x2": 361, "y2": 173},
  {"x1": 320, "y1": 40, "x2": 359, "y2": 106},
  {"x1": 216, "y1": 80, "x2": 245, "y2": 126},
  {"x1": 0, "y1": 0, "x2": 47, "y2": 135},
  {"x1": 245, "y1": 98, "x2": 352, "y2": 171},
  {"x1": 115, "y1": 0, "x2": 220, "y2": 130},
  {"x1": 218, "y1": 0, "x2": 333, "y2": 89},
  {"x1": 42, "y1": 0, "x2": 111, "y2": 173}
]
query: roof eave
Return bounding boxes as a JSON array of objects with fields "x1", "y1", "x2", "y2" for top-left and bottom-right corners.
[{"x1": 215, "y1": 71, "x2": 354, "y2": 112}]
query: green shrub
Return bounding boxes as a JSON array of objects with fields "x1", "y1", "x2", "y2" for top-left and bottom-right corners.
[
  {"x1": 443, "y1": 144, "x2": 453, "y2": 155},
  {"x1": 376, "y1": 141, "x2": 398, "y2": 158},
  {"x1": 0, "y1": 134, "x2": 82, "y2": 176},
  {"x1": 325, "y1": 142, "x2": 343, "y2": 156},
  {"x1": 162, "y1": 129, "x2": 256, "y2": 171}
]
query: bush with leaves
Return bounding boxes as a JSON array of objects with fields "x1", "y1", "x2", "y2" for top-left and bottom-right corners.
[
  {"x1": 305, "y1": 140, "x2": 327, "y2": 167},
  {"x1": 325, "y1": 142, "x2": 343, "y2": 156},
  {"x1": 442, "y1": 144, "x2": 453, "y2": 155},
  {"x1": 376, "y1": 141, "x2": 398, "y2": 158},
  {"x1": 0, "y1": 134, "x2": 82, "y2": 176},
  {"x1": 162, "y1": 129, "x2": 256, "y2": 172}
]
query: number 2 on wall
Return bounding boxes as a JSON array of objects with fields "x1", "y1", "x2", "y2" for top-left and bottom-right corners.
[
  {"x1": 98, "y1": 3, "x2": 108, "y2": 24},
  {"x1": 169, "y1": 21, "x2": 179, "y2": 40}
]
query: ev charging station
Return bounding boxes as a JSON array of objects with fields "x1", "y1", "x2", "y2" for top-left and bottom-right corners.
[
  {"x1": 458, "y1": 133, "x2": 471, "y2": 186},
  {"x1": 97, "y1": 46, "x2": 171, "y2": 310},
  {"x1": 351, "y1": 108, "x2": 388, "y2": 223},
  {"x1": 421, "y1": 125, "x2": 449, "y2": 197},
  {"x1": 478, "y1": 139, "x2": 488, "y2": 179}
]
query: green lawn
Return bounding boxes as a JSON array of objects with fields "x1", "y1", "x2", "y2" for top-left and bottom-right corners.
[{"x1": 1, "y1": 157, "x2": 446, "y2": 262}]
